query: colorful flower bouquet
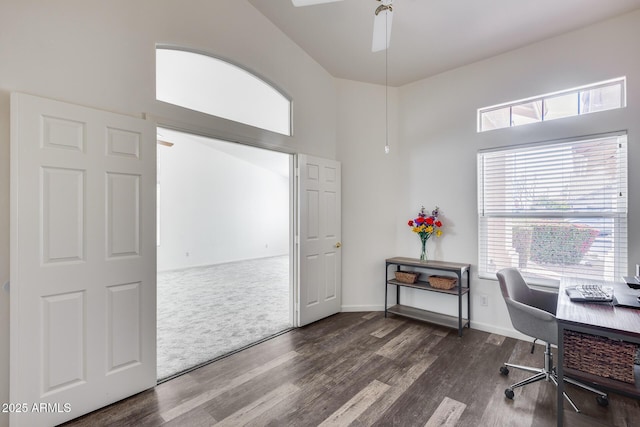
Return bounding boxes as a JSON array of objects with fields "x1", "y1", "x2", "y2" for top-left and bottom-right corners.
[{"x1": 408, "y1": 206, "x2": 443, "y2": 260}]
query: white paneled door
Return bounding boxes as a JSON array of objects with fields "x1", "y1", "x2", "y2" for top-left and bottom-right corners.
[
  {"x1": 10, "y1": 93, "x2": 156, "y2": 426},
  {"x1": 297, "y1": 154, "x2": 341, "y2": 326}
]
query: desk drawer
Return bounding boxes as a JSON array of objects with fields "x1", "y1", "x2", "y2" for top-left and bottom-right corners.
[{"x1": 563, "y1": 330, "x2": 638, "y2": 384}]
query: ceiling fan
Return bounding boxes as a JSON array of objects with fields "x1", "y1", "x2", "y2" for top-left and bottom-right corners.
[{"x1": 291, "y1": 0, "x2": 393, "y2": 52}]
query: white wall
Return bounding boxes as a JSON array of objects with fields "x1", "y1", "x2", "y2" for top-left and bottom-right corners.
[
  {"x1": 157, "y1": 137, "x2": 290, "y2": 271},
  {"x1": 338, "y1": 9, "x2": 640, "y2": 339},
  {"x1": 0, "y1": 2, "x2": 337, "y2": 425},
  {"x1": 336, "y1": 78, "x2": 401, "y2": 311}
]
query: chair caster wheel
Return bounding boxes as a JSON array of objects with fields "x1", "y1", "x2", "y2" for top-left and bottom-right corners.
[
  {"x1": 596, "y1": 395, "x2": 609, "y2": 407},
  {"x1": 499, "y1": 366, "x2": 509, "y2": 376},
  {"x1": 505, "y1": 388, "x2": 514, "y2": 399}
]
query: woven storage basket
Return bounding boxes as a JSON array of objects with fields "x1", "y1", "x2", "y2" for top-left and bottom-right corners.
[
  {"x1": 394, "y1": 271, "x2": 420, "y2": 284},
  {"x1": 428, "y1": 275, "x2": 457, "y2": 290},
  {"x1": 563, "y1": 330, "x2": 638, "y2": 384}
]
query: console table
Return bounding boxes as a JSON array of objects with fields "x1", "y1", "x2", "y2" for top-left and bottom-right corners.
[
  {"x1": 556, "y1": 278, "x2": 640, "y2": 426},
  {"x1": 385, "y1": 257, "x2": 470, "y2": 336}
]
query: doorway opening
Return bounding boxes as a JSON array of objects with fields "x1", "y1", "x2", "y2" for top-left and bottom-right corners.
[{"x1": 156, "y1": 127, "x2": 293, "y2": 381}]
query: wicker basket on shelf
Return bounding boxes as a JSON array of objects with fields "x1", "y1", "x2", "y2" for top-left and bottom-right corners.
[
  {"x1": 563, "y1": 330, "x2": 638, "y2": 384},
  {"x1": 428, "y1": 275, "x2": 457, "y2": 290},
  {"x1": 394, "y1": 271, "x2": 420, "y2": 284}
]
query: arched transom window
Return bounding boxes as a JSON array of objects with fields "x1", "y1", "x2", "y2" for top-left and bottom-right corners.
[{"x1": 156, "y1": 47, "x2": 291, "y2": 136}]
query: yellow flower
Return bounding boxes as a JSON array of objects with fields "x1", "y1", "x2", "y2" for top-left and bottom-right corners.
[
  {"x1": 426, "y1": 226, "x2": 433, "y2": 233},
  {"x1": 412, "y1": 227, "x2": 420, "y2": 233},
  {"x1": 436, "y1": 229, "x2": 443, "y2": 237}
]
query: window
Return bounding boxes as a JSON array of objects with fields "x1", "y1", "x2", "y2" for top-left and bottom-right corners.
[
  {"x1": 477, "y1": 134, "x2": 627, "y2": 286},
  {"x1": 156, "y1": 47, "x2": 292, "y2": 136},
  {"x1": 478, "y1": 78, "x2": 626, "y2": 132}
]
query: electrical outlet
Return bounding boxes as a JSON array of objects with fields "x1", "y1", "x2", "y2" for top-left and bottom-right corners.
[{"x1": 481, "y1": 294, "x2": 489, "y2": 307}]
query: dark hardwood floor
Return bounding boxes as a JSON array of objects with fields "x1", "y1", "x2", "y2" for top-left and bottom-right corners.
[{"x1": 61, "y1": 312, "x2": 640, "y2": 426}]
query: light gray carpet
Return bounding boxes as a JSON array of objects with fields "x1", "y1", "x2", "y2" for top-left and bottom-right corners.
[{"x1": 157, "y1": 255, "x2": 291, "y2": 380}]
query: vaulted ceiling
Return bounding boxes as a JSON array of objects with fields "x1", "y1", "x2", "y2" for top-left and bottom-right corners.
[{"x1": 249, "y1": 0, "x2": 640, "y2": 86}]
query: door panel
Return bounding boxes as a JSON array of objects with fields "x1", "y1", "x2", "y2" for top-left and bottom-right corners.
[
  {"x1": 297, "y1": 154, "x2": 341, "y2": 326},
  {"x1": 42, "y1": 291, "x2": 85, "y2": 395},
  {"x1": 10, "y1": 93, "x2": 156, "y2": 426},
  {"x1": 42, "y1": 167, "x2": 85, "y2": 263}
]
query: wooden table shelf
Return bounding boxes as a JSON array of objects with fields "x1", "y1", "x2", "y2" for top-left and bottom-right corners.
[
  {"x1": 386, "y1": 304, "x2": 469, "y2": 331},
  {"x1": 385, "y1": 257, "x2": 471, "y2": 336},
  {"x1": 386, "y1": 279, "x2": 470, "y2": 296}
]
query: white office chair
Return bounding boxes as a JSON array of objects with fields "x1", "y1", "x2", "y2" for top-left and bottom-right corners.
[{"x1": 496, "y1": 267, "x2": 609, "y2": 412}]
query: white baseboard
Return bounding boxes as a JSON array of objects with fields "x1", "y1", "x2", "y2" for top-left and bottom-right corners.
[{"x1": 341, "y1": 304, "x2": 385, "y2": 312}]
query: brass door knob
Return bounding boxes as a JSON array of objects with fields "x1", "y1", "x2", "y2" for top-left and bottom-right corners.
[{"x1": 335, "y1": 242, "x2": 342, "y2": 248}]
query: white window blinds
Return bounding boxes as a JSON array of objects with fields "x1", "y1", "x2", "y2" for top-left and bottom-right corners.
[{"x1": 478, "y1": 134, "x2": 627, "y2": 286}]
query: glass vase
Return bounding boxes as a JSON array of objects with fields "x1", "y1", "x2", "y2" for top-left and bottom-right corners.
[{"x1": 420, "y1": 238, "x2": 428, "y2": 261}]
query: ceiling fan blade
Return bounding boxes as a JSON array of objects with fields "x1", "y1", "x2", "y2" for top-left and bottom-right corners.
[
  {"x1": 292, "y1": 0, "x2": 343, "y2": 6},
  {"x1": 372, "y1": 2, "x2": 393, "y2": 52}
]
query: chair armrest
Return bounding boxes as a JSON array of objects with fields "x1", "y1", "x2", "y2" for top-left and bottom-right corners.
[
  {"x1": 505, "y1": 298, "x2": 558, "y2": 344},
  {"x1": 527, "y1": 287, "x2": 558, "y2": 315}
]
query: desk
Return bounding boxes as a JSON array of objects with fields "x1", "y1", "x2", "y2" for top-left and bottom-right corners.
[{"x1": 556, "y1": 278, "x2": 640, "y2": 426}]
